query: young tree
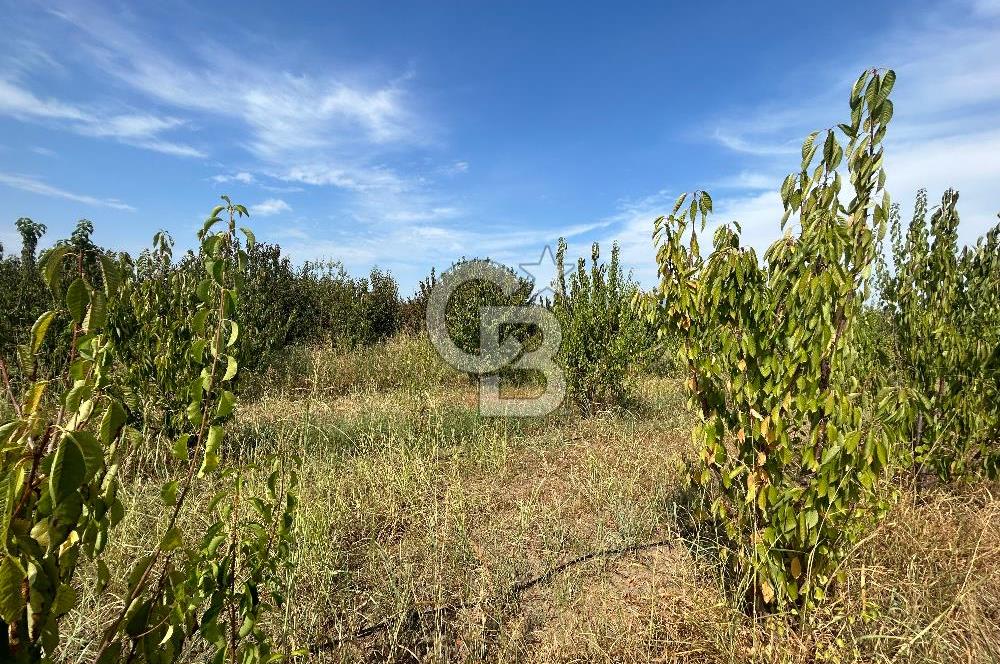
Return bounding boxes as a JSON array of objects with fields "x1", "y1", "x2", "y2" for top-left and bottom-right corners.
[{"x1": 649, "y1": 69, "x2": 899, "y2": 610}]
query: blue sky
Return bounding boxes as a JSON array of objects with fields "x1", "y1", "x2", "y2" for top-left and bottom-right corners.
[{"x1": 2, "y1": 0, "x2": 999, "y2": 292}]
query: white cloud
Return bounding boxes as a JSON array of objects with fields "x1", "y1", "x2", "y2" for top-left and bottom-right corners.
[
  {"x1": 0, "y1": 172, "x2": 135, "y2": 211},
  {"x1": 211, "y1": 172, "x2": 255, "y2": 184},
  {"x1": 0, "y1": 78, "x2": 206, "y2": 158},
  {"x1": 250, "y1": 198, "x2": 292, "y2": 216},
  {"x1": 712, "y1": 129, "x2": 798, "y2": 156},
  {"x1": 31, "y1": 146, "x2": 56, "y2": 157},
  {"x1": 5, "y1": 4, "x2": 456, "y2": 259},
  {"x1": 712, "y1": 170, "x2": 779, "y2": 191},
  {"x1": 0, "y1": 78, "x2": 89, "y2": 121},
  {"x1": 279, "y1": 163, "x2": 410, "y2": 193},
  {"x1": 46, "y1": 6, "x2": 419, "y2": 166}
]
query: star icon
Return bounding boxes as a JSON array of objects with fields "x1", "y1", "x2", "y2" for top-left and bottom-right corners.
[{"x1": 519, "y1": 244, "x2": 574, "y2": 301}]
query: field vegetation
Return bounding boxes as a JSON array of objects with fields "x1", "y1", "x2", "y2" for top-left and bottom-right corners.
[{"x1": 1, "y1": 69, "x2": 998, "y2": 663}]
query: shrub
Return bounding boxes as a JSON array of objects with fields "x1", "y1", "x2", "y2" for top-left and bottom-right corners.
[
  {"x1": 0, "y1": 218, "x2": 50, "y2": 365},
  {"x1": 878, "y1": 189, "x2": 1000, "y2": 481},
  {"x1": 297, "y1": 261, "x2": 402, "y2": 348},
  {"x1": 0, "y1": 199, "x2": 300, "y2": 662},
  {"x1": 649, "y1": 69, "x2": 899, "y2": 611},
  {"x1": 554, "y1": 239, "x2": 654, "y2": 413},
  {"x1": 439, "y1": 257, "x2": 534, "y2": 365}
]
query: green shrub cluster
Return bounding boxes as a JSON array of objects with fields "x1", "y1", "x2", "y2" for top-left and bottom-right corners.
[
  {"x1": 554, "y1": 239, "x2": 654, "y2": 414},
  {"x1": 296, "y1": 261, "x2": 402, "y2": 348},
  {"x1": 877, "y1": 189, "x2": 1000, "y2": 481},
  {"x1": 437, "y1": 257, "x2": 535, "y2": 362},
  {"x1": 649, "y1": 68, "x2": 1000, "y2": 617},
  {"x1": 1, "y1": 198, "x2": 301, "y2": 662}
]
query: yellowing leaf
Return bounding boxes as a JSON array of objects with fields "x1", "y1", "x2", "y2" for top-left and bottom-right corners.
[{"x1": 791, "y1": 556, "x2": 803, "y2": 579}]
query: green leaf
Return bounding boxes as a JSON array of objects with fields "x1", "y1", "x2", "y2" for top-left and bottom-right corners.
[
  {"x1": 0, "y1": 555, "x2": 26, "y2": 623},
  {"x1": 30, "y1": 310, "x2": 56, "y2": 353},
  {"x1": 196, "y1": 279, "x2": 214, "y2": 304},
  {"x1": 98, "y1": 254, "x2": 122, "y2": 296},
  {"x1": 95, "y1": 559, "x2": 111, "y2": 594},
  {"x1": 65, "y1": 381, "x2": 93, "y2": 413},
  {"x1": 127, "y1": 555, "x2": 154, "y2": 595},
  {"x1": 160, "y1": 481, "x2": 178, "y2": 506},
  {"x1": 801, "y1": 131, "x2": 819, "y2": 167},
  {"x1": 66, "y1": 278, "x2": 90, "y2": 324},
  {"x1": 172, "y1": 434, "x2": 191, "y2": 461},
  {"x1": 42, "y1": 246, "x2": 71, "y2": 290},
  {"x1": 198, "y1": 426, "x2": 224, "y2": 476},
  {"x1": 188, "y1": 339, "x2": 208, "y2": 363},
  {"x1": 875, "y1": 69, "x2": 895, "y2": 108},
  {"x1": 671, "y1": 193, "x2": 687, "y2": 216},
  {"x1": 699, "y1": 191, "x2": 713, "y2": 215},
  {"x1": 240, "y1": 226, "x2": 256, "y2": 249},
  {"x1": 215, "y1": 391, "x2": 236, "y2": 420},
  {"x1": 226, "y1": 321, "x2": 240, "y2": 348},
  {"x1": 66, "y1": 431, "x2": 103, "y2": 482},
  {"x1": 222, "y1": 355, "x2": 238, "y2": 382},
  {"x1": 99, "y1": 400, "x2": 127, "y2": 445},
  {"x1": 201, "y1": 216, "x2": 221, "y2": 238},
  {"x1": 192, "y1": 308, "x2": 210, "y2": 336},
  {"x1": 53, "y1": 582, "x2": 78, "y2": 616},
  {"x1": 160, "y1": 527, "x2": 183, "y2": 552},
  {"x1": 85, "y1": 291, "x2": 108, "y2": 333},
  {"x1": 49, "y1": 434, "x2": 86, "y2": 505}
]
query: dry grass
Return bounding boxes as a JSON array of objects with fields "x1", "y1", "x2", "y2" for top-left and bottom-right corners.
[{"x1": 59, "y1": 338, "x2": 1000, "y2": 663}]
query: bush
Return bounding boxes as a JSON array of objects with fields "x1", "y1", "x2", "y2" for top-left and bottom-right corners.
[
  {"x1": 0, "y1": 218, "x2": 50, "y2": 364},
  {"x1": 297, "y1": 261, "x2": 402, "y2": 348},
  {"x1": 439, "y1": 257, "x2": 534, "y2": 363},
  {"x1": 240, "y1": 241, "x2": 302, "y2": 361},
  {"x1": 650, "y1": 69, "x2": 899, "y2": 610},
  {"x1": 0, "y1": 198, "x2": 300, "y2": 662},
  {"x1": 554, "y1": 239, "x2": 654, "y2": 413},
  {"x1": 878, "y1": 189, "x2": 1000, "y2": 481}
]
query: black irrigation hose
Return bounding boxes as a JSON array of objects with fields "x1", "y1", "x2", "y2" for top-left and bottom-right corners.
[{"x1": 308, "y1": 537, "x2": 677, "y2": 654}]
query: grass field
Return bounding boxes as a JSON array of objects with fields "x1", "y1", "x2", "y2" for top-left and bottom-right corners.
[{"x1": 59, "y1": 335, "x2": 999, "y2": 663}]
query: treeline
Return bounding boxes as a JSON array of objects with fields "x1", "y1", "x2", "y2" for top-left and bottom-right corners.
[
  {"x1": 2, "y1": 219, "x2": 656, "y2": 418},
  {"x1": 2, "y1": 222, "x2": 422, "y2": 366}
]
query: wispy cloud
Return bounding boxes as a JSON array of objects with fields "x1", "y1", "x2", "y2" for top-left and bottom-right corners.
[
  {"x1": 29, "y1": 2, "x2": 447, "y2": 235},
  {"x1": 0, "y1": 172, "x2": 135, "y2": 211},
  {"x1": 47, "y1": 5, "x2": 419, "y2": 165},
  {"x1": 0, "y1": 79, "x2": 206, "y2": 158},
  {"x1": 279, "y1": 163, "x2": 411, "y2": 193},
  {"x1": 712, "y1": 129, "x2": 798, "y2": 156},
  {"x1": 31, "y1": 146, "x2": 57, "y2": 157},
  {"x1": 211, "y1": 172, "x2": 255, "y2": 184},
  {"x1": 384, "y1": 207, "x2": 462, "y2": 223},
  {"x1": 712, "y1": 170, "x2": 779, "y2": 191},
  {"x1": 249, "y1": 198, "x2": 292, "y2": 216}
]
